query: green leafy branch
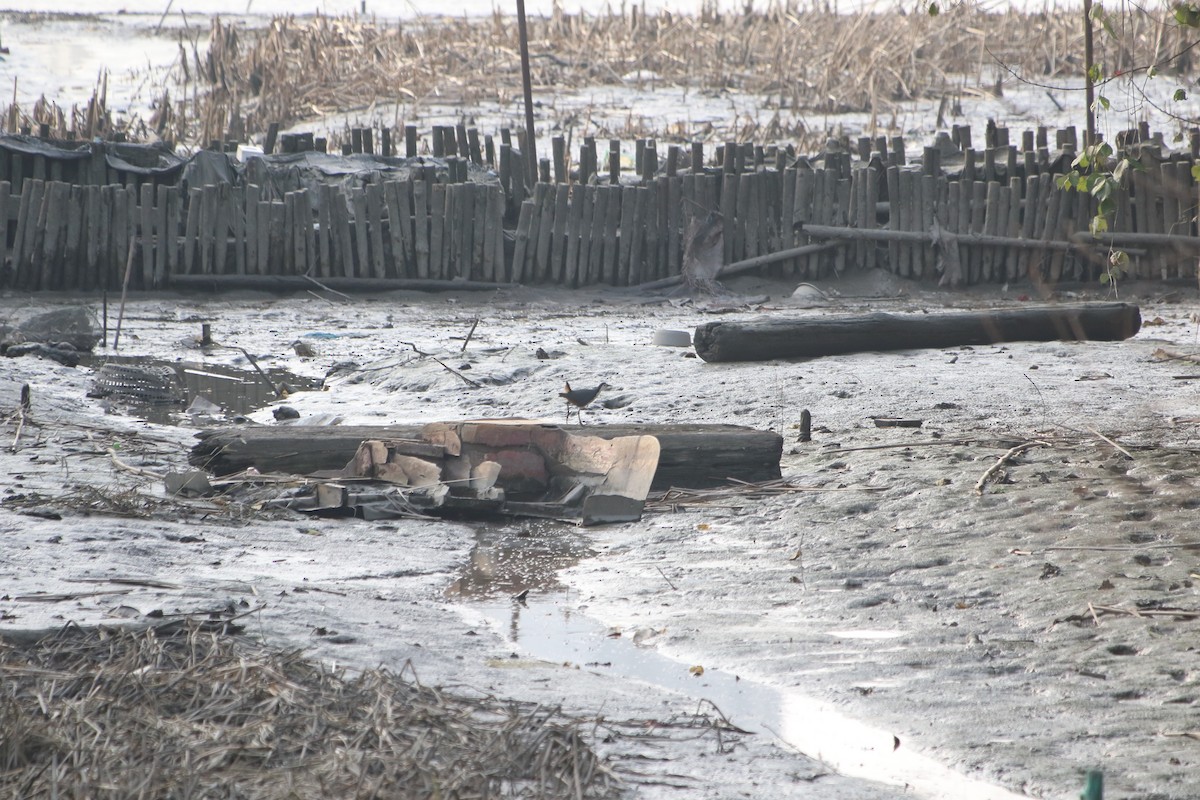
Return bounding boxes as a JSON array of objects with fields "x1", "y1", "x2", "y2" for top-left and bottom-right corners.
[{"x1": 1056, "y1": 142, "x2": 1137, "y2": 284}]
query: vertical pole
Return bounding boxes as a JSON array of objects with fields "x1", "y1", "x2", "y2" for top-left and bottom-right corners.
[
  {"x1": 1083, "y1": 0, "x2": 1096, "y2": 147},
  {"x1": 515, "y1": 0, "x2": 538, "y2": 189}
]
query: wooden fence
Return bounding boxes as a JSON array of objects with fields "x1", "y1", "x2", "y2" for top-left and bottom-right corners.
[
  {"x1": 1, "y1": 123, "x2": 1198, "y2": 292},
  {"x1": 4, "y1": 174, "x2": 507, "y2": 291}
]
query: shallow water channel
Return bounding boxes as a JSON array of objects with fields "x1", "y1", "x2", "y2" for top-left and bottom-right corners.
[{"x1": 449, "y1": 523, "x2": 1029, "y2": 800}]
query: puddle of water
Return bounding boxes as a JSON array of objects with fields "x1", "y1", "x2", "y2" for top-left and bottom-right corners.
[
  {"x1": 82, "y1": 355, "x2": 321, "y2": 425},
  {"x1": 450, "y1": 527, "x2": 1027, "y2": 800},
  {"x1": 825, "y1": 629, "x2": 909, "y2": 640},
  {"x1": 443, "y1": 521, "x2": 597, "y2": 600}
]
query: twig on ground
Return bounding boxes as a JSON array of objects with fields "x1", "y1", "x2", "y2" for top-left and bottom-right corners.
[
  {"x1": 974, "y1": 440, "x2": 1049, "y2": 495},
  {"x1": 461, "y1": 317, "x2": 480, "y2": 352},
  {"x1": 108, "y1": 448, "x2": 167, "y2": 480},
  {"x1": 303, "y1": 272, "x2": 353, "y2": 302},
  {"x1": 656, "y1": 566, "x2": 677, "y2": 591},
  {"x1": 400, "y1": 341, "x2": 482, "y2": 388},
  {"x1": 1087, "y1": 427, "x2": 1134, "y2": 459}
]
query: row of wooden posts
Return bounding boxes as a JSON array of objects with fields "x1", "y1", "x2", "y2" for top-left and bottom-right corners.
[{"x1": 2, "y1": 125, "x2": 1199, "y2": 292}]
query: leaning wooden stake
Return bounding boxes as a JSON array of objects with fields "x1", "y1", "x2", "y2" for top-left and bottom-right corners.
[{"x1": 112, "y1": 235, "x2": 137, "y2": 350}]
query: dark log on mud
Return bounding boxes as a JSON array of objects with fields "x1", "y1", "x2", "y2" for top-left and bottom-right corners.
[
  {"x1": 190, "y1": 423, "x2": 783, "y2": 489},
  {"x1": 694, "y1": 303, "x2": 1141, "y2": 363}
]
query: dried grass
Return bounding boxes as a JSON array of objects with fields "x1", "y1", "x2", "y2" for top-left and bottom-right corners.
[
  {"x1": 0, "y1": 622, "x2": 624, "y2": 799},
  {"x1": 178, "y1": 3, "x2": 1193, "y2": 146},
  {"x1": 3, "y1": 5, "x2": 1193, "y2": 147}
]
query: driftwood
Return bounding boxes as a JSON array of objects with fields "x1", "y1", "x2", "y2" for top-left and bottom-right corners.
[
  {"x1": 190, "y1": 422, "x2": 784, "y2": 489},
  {"x1": 694, "y1": 303, "x2": 1141, "y2": 363}
]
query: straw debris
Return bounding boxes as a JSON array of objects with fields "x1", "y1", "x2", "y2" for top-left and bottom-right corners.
[{"x1": 0, "y1": 622, "x2": 626, "y2": 799}]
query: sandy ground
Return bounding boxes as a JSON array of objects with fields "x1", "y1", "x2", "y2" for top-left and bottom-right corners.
[{"x1": 2, "y1": 273, "x2": 1199, "y2": 798}]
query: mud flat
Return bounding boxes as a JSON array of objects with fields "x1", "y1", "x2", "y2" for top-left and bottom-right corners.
[{"x1": 2, "y1": 273, "x2": 1198, "y2": 797}]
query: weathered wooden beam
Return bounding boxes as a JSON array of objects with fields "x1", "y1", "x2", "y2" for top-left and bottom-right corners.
[
  {"x1": 190, "y1": 423, "x2": 783, "y2": 489},
  {"x1": 801, "y1": 222, "x2": 1079, "y2": 251},
  {"x1": 694, "y1": 303, "x2": 1141, "y2": 363},
  {"x1": 636, "y1": 240, "x2": 844, "y2": 291},
  {"x1": 1070, "y1": 230, "x2": 1200, "y2": 249}
]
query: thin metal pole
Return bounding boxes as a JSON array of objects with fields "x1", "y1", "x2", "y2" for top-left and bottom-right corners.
[
  {"x1": 515, "y1": 0, "x2": 538, "y2": 188},
  {"x1": 1083, "y1": 0, "x2": 1096, "y2": 147}
]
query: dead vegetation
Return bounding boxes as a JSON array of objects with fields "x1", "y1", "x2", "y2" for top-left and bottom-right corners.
[
  {"x1": 166, "y1": 3, "x2": 1200, "y2": 145},
  {"x1": 5, "y1": 3, "x2": 1194, "y2": 147},
  {"x1": 0, "y1": 622, "x2": 625, "y2": 799}
]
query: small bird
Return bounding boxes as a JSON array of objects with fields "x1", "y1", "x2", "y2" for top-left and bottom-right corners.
[{"x1": 558, "y1": 381, "x2": 610, "y2": 425}]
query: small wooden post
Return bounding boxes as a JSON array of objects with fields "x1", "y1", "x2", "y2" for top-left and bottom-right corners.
[
  {"x1": 155, "y1": 183, "x2": 171, "y2": 285},
  {"x1": 550, "y1": 183, "x2": 570, "y2": 282},
  {"x1": 532, "y1": 183, "x2": 553, "y2": 281},
  {"x1": 511, "y1": 199, "x2": 534, "y2": 283},
  {"x1": 455, "y1": 124, "x2": 469, "y2": 159},
  {"x1": 552, "y1": 135, "x2": 566, "y2": 183},
  {"x1": 468, "y1": 128, "x2": 483, "y2": 164},
  {"x1": 413, "y1": 180, "x2": 430, "y2": 278},
  {"x1": 255, "y1": 198, "x2": 272, "y2": 275},
  {"x1": 601, "y1": 185, "x2": 621, "y2": 284},
  {"x1": 585, "y1": 185, "x2": 607, "y2": 284},
  {"x1": 885, "y1": 166, "x2": 900, "y2": 273},
  {"x1": 214, "y1": 183, "x2": 231, "y2": 275},
  {"x1": 263, "y1": 122, "x2": 280, "y2": 155},
  {"x1": 563, "y1": 184, "x2": 584, "y2": 287},
  {"x1": 366, "y1": 183, "x2": 386, "y2": 278},
  {"x1": 616, "y1": 185, "x2": 637, "y2": 283},
  {"x1": 140, "y1": 183, "x2": 155, "y2": 286},
  {"x1": 429, "y1": 182, "x2": 446, "y2": 279}
]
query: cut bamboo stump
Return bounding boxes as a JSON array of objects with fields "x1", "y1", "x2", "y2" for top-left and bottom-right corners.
[
  {"x1": 190, "y1": 422, "x2": 783, "y2": 489},
  {"x1": 694, "y1": 303, "x2": 1141, "y2": 362}
]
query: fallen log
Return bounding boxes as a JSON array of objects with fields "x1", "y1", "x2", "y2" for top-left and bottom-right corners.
[
  {"x1": 694, "y1": 303, "x2": 1141, "y2": 363},
  {"x1": 190, "y1": 422, "x2": 783, "y2": 489}
]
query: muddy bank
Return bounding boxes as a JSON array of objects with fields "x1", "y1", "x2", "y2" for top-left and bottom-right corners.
[{"x1": 1, "y1": 275, "x2": 1198, "y2": 798}]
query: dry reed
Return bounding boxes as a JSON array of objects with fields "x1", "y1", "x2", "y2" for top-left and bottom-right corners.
[
  {"x1": 175, "y1": 3, "x2": 1192, "y2": 147},
  {"x1": 0, "y1": 622, "x2": 624, "y2": 799},
  {"x1": 2, "y1": 5, "x2": 1191, "y2": 147}
]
